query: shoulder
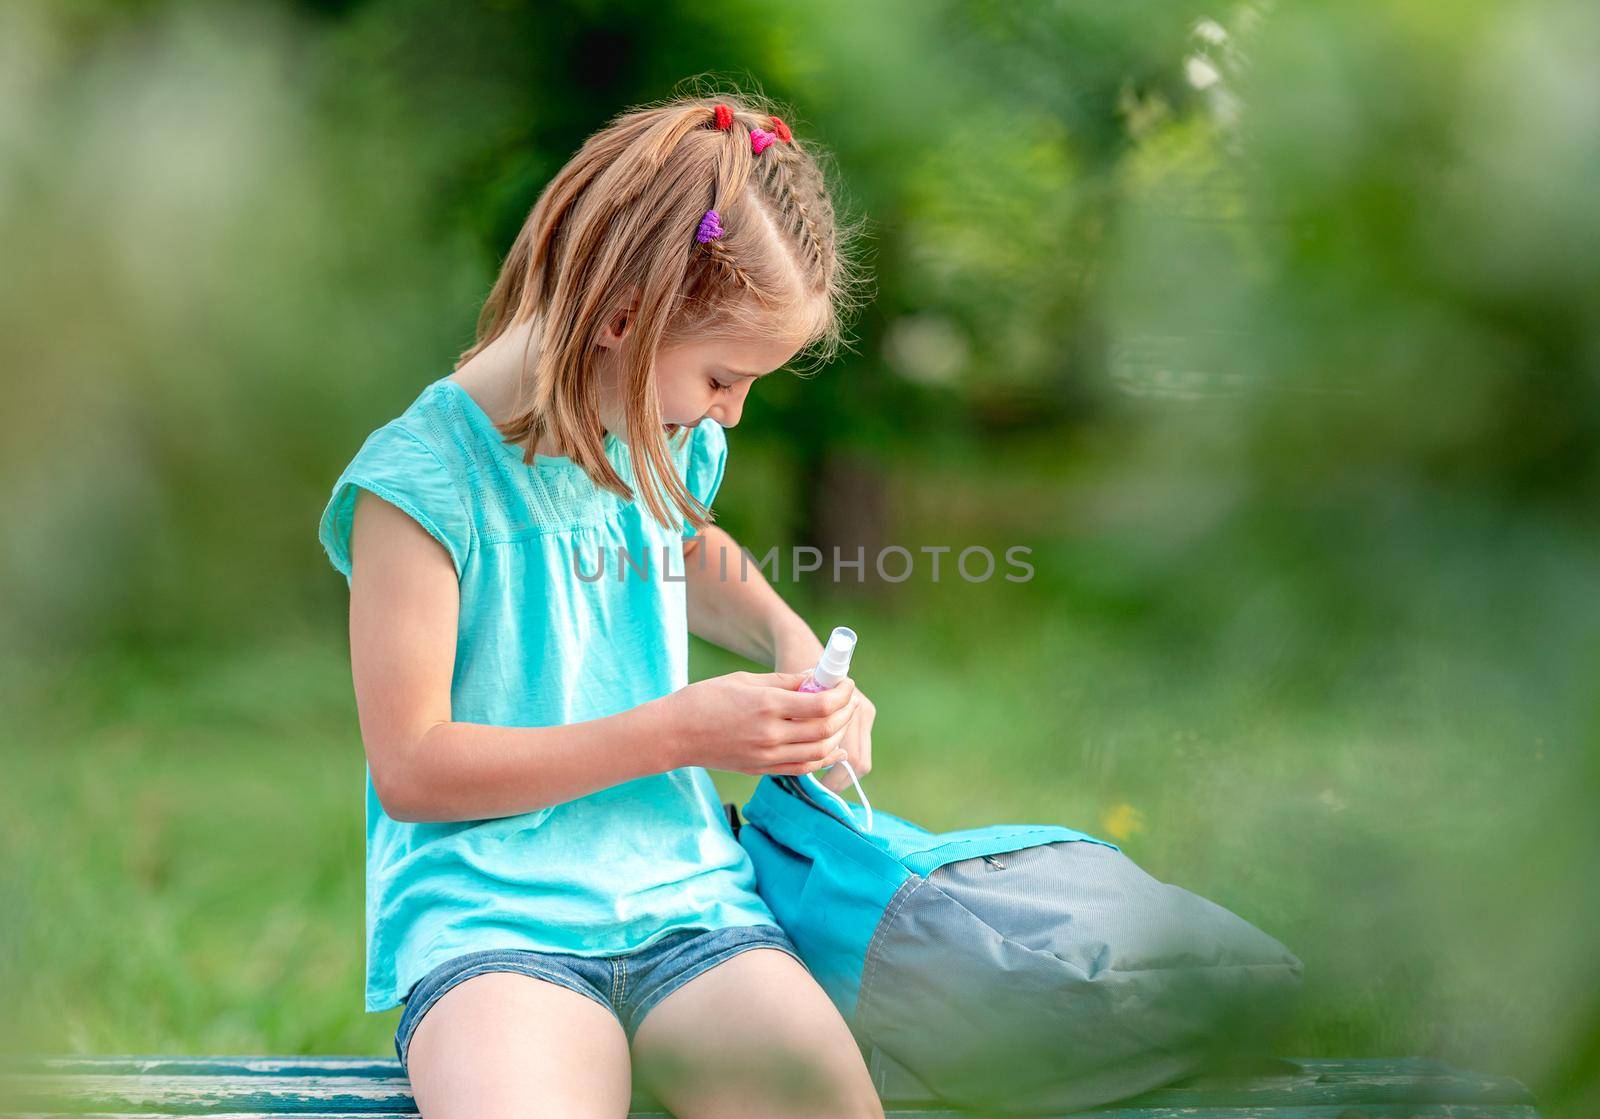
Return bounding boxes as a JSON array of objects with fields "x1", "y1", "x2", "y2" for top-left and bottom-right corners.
[
  {"x1": 330, "y1": 380, "x2": 472, "y2": 479},
  {"x1": 392, "y1": 380, "x2": 478, "y2": 471},
  {"x1": 317, "y1": 386, "x2": 476, "y2": 582}
]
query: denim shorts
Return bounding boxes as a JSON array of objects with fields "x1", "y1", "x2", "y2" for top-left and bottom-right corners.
[{"x1": 393, "y1": 924, "x2": 807, "y2": 1074}]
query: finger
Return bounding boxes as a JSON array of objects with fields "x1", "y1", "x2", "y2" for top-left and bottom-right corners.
[
  {"x1": 767, "y1": 747, "x2": 847, "y2": 776},
  {"x1": 767, "y1": 724, "x2": 851, "y2": 768},
  {"x1": 746, "y1": 670, "x2": 812, "y2": 690},
  {"x1": 768, "y1": 678, "x2": 856, "y2": 719},
  {"x1": 849, "y1": 730, "x2": 871, "y2": 778},
  {"x1": 773, "y1": 695, "x2": 860, "y2": 745},
  {"x1": 813, "y1": 761, "x2": 856, "y2": 791},
  {"x1": 814, "y1": 746, "x2": 849, "y2": 773},
  {"x1": 829, "y1": 726, "x2": 863, "y2": 777}
]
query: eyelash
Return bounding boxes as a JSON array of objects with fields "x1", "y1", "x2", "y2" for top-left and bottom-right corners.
[{"x1": 709, "y1": 378, "x2": 732, "y2": 393}]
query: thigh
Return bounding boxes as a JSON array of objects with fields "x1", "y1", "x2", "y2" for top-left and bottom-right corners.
[
  {"x1": 630, "y1": 947, "x2": 883, "y2": 1119},
  {"x1": 405, "y1": 971, "x2": 632, "y2": 1119}
]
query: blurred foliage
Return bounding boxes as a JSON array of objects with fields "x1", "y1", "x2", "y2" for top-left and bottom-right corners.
[{"x1": 2, "y1": 0, "x2": 1598, "y2": 1115}]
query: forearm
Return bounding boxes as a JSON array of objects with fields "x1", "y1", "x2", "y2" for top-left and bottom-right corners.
[
  {"x1": 385, "y1": 697, "x2": 682, "y2": 824},
  {"x1": 684, "y1": 525, "x2": 819, "y2": 671}
]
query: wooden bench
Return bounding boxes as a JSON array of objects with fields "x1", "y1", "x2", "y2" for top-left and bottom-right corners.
[{"x1": 0, "y1": 1052, "x2": 1542, "y2": 1117}]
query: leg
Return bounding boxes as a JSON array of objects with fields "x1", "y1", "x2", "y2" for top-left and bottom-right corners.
[
  {"x1": 630, "y1": 947, "x2": 884, "y2": 1119},
  {"x1": 405, "y1": 971, "x2": 632, "y2": 1119}
]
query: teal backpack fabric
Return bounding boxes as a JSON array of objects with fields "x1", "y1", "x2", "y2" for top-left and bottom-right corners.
[{"x1": 736, "y1": 774, "x2": 1304, "y2": 1115}]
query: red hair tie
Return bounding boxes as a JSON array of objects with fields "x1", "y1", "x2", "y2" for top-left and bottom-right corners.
[
  {"x1": 768, "y1": 115, "x2": 792, "y2": 143},
  {"x1": 712, "y1": 104, "x2": 734, "y2": 130}
]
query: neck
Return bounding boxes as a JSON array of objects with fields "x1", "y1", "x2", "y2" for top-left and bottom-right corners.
[{"x1": 451, "y1": 317, "x2": 620, "y2": 456}]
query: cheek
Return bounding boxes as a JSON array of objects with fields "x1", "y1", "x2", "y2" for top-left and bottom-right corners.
[
  {"x1": 662, "y1": 376, "x2": 694, "y2": 404},
  {"x1": 654, "y1": 372, "x2": 707, "y2": 419}
]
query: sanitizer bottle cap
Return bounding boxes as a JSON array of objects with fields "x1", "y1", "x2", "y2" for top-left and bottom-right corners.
[{"x1": 810, "y1": 626, "x2": 857, "y2": 690}]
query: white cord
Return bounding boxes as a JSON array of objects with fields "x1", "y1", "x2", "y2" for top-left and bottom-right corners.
[{"x1": 803, "y1": 760, "x2": 875, "y2": 832}]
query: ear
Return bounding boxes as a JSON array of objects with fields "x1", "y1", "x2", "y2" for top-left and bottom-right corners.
[{"x1": 594, "y1": 288, "x2": 642, "y2": 350}]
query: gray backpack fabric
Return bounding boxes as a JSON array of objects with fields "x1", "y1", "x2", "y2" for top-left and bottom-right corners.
[
  {"x1": 856, "y1": 839, "x2": 1305, "y2": 1113},
  {"x1": 737, "y1": 774, "x2": 1305, "y2": 1115}
]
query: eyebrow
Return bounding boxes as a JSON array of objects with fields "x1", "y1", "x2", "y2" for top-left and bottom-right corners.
[{"x1": 718, "y1": 366, "x2": 767, "y2": 379}]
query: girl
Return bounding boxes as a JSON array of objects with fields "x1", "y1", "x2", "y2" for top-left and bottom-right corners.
[{"x1": 317, "y1": 90, "x2": 882, "y2": 1119}]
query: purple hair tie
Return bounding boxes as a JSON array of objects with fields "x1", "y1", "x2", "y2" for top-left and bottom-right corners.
[{"x1": 695, "y1": 209, "x2": 724, "y2": 244}]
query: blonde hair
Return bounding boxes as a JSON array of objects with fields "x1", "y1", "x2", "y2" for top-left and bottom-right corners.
[{"x1": 455, "y1": 82, "x2": 869, "y2": 535}]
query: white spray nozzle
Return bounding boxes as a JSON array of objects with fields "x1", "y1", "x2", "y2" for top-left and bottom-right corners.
[
  {"x1": 810, "y1": 626, "x2": 857, "y2": 689},
  {"x1": 800, "y1": 625, "x2": 873, "y2": 831}
]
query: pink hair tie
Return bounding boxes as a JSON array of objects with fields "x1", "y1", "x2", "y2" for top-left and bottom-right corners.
[
  {"x1": 750, "y1": 128, "x2": 778, "y2": 155},
  {"x1": 695, "y1": 209, "x2": 724, "y2": 244}
]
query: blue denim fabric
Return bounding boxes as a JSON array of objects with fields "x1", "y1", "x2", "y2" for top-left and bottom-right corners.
[{"x1": 393, "y1": 923, "x2": 807, "y2": 1073}]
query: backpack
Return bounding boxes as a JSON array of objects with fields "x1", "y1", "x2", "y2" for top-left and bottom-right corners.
[{"x1": 730, "y1": 773, "x2": 1304, "y2": 1115}]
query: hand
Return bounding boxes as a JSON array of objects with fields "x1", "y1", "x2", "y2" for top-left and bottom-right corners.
[
  {"x1": 769, "y1": 621, "x2": 873, "y2": 794},
  {"x1": 812, "y1": 680, "x2": 875, "y2": 794},
  {"x1": 663, "y1": 671, "x2": 860, "y2": 777}
]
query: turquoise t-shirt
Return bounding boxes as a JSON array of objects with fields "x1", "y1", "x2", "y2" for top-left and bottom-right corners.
[{"x1": 318, "y1": 375, "x2": 779, "y2": 1012}]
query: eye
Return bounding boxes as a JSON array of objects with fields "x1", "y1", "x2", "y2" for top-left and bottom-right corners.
[{"x1": 708, "y1": 377, "x2": 731, "y2": 393}]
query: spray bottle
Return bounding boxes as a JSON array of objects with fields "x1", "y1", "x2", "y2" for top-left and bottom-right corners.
[{"x1": 796, "y1": 626, "x2": 875, "y2": 830}]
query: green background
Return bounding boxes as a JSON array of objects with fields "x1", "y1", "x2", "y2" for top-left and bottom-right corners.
[{"x1": 2, "y1": 1, "x2": 1596, "y2": 1115}]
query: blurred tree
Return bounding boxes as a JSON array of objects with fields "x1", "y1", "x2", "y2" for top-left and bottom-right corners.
[
  {"x1": 913, "y1": 0, "x2": 1214, "y2": 420},
  {"x1": 741, "y1": 0, "x2": 1220, "y2": 587}
]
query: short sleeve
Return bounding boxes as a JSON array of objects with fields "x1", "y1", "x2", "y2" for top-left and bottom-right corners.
[
  {"x1": 318, "y1": 424, "x2": 473, "y2": 582},
  {"x1": 681, "y1": 418, "x2": 729, "y2": 539}
]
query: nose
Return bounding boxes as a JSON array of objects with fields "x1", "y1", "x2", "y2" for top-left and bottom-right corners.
[{"x1": 708, "y1": 382, "x2": 752, "y2": 428}]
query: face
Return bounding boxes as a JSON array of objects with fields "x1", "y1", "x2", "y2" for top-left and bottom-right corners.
[
  {"x1": 652, "y1": 330, "x2": 803, "y2": 433},
  {"x1": 595, "y1": 302, "x2": 805, "y2": 435}
]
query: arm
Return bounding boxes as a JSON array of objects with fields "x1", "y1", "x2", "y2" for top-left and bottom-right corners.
[
  {"x1": 683, "y1": 524, "x2": 824, "y2": 674},
  {"x1": 684, "y1": 524, "x2": 879, "y2": 794},
  {"x1": 348, "y1": 490, "x2": 682, "y2": 824}
]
